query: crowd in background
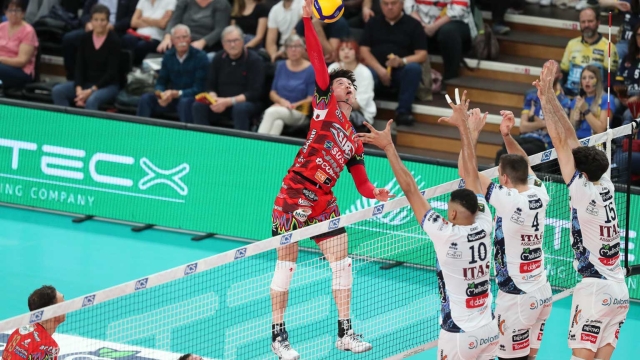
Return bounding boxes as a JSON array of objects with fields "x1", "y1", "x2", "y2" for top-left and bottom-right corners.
[{"x1": 0, "y1": 0, "x2": 639, "y2": 155}]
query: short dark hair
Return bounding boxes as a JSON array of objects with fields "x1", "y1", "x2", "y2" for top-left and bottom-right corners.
[
  {"x1": 450, "y1": 188, "x2": 478, "y2": 215},
  {"x1": 329, "y1": 69, "x2": 357, "y2": 90},
  {"x1": 28, "y1": 285, "x2": 58, "y2": 312},
  {"x1": 580, "y1": 7, "x2": 599, "y2": 21},
  {"x1": 499, "y1": 154, "x2": 529, "y2": 185},
  {"x1": 178, "y1": 355, "x2": 191, "y2": 360},
  {"x1": 4, "y1": 0, "x2": 26, "y2": 11},
  {"x1": 573, "y1": 146, "x2": 609, "y2": 181},
  {"x1": 90, "y1": 3, "x2": 110, "y2": 19}
]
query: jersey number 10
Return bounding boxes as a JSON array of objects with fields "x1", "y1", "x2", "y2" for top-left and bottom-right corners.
[{"x1": 469, "y1": 243, "x2": 488, "y2": 264}]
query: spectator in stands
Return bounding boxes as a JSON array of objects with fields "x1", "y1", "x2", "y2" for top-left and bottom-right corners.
[
  {"x1": 52, "y1": 4, "x2": 121, "y2": 110},
  {"x1": 192, "y1": 25, "x2": 264, "y2": 130},
  {"x1": 122, "y1": 0, "x2": 177, "y2": 65},
  {"x1": 2, "y1": 285, "x2": 65, "y2": 360},
  {"x1": 24, "y1": 0, "x2": 60, "y2": 24},
  {"x1": 404, "y1": 0, "x2": 476, "y2": 84},
  {"x1": 568, "y1": 64, "x2": 616, "y2": 138},
  {"x1": 615, "y1": 22, "x2": 640, "y2": 126},
  {"x1": 611, "y1": 0, "x2": 638, "y2": 64},
  {"x1": 257, "y1": 34, "x2": 313, "y2": 135},
  {"x1": 61, "y1": 0, "x2": 136, "y2": 80},
  {"x1": 476, "y1": 0, "x2": 525, "y2": 34},
  {"x1": 494, "y1": 61, "x2": 570, "y2": 164},
  {"x1": 360, "y1": 0, "x2": 381, "y2": 26},
  {"x1": 360, "y1": 0, "x2": 427, "y2": 126},
  {"x1": 157, "y1": 0, "x2": 231, "y2": 54},
  {"x1": 560, "y1": 7, "x2": 619, "y2": 97},
  {"x1": 294, "y1": 11, "x2": 350, "y2": 63},
  {"x1": 0, "y1": 0, "x2": 38, "y2": 89},
  {"x1": 178, "y1": 355, "x2": 202, "y2": 360},
  {"x1": 231, "y1": 0, "x2": 268, "y2": 49},
  {"x1": 577, "y1": 0, "x2": 631, "y2": 12},
  {"x1": 266, "y1": 0, "x2": 301, "y2": 62},
  {"x1": 137, "y1": 24, "x2": 207, "y2": 123},
  {"x1": 328, "y1": 38, "x2": 376, "y2": 127}
]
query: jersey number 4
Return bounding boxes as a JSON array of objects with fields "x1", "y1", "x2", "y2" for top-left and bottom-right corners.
[{"x1": 532, "y1": 212, "x2": 540, "y2": 232}]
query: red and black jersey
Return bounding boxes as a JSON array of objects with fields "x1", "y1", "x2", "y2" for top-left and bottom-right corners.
[
  {"x1": 2, "y1": 324, "x2": 59, "y2": 360},
  {"x1": 284, "y1": 17, "x2": 369, "y2": 196}
]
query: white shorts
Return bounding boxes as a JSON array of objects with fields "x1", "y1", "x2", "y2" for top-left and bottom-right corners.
[
  {"x1": 495, "y1": 283, "x2": 553, "y2": 358},
  {"x1": 438, "y1": 320, "x2": 499, "y2": 360},
  {"x1": 568, "y1": 277, "x2": 629, "y2": 352}
]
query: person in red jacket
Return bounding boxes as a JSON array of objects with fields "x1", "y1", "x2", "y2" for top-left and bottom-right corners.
[
  {"x1": 269, "y1": 1, "x2": 394, "y2": 358},
  {"x1": 2, "y1": 286, "x2": 65, "y2": 360}
]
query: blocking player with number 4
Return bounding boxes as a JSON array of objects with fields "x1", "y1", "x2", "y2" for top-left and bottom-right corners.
[
  {"x1": 462, "y1": 108, "x2": 553, "y2": 360},
  {"x1": 359, "y1": 89, "x2": 499, "y2": 360}
]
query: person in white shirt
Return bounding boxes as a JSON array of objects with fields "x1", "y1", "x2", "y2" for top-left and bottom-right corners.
[
  {"x1": 465, "y1": 108, "x2": 553, "y2": 360},
  {"x1": 535, "y1": 60, "x2": 629, "y2": 360},
  {"x1": 359, "y1": 89, "x2": 499, "y2": 360},
  {"x1": 328, "y1": 39, "x2": 377, "y2": 128},
  {"x1": 123, "y1": 0, "x2": 176, "y2": 64}
]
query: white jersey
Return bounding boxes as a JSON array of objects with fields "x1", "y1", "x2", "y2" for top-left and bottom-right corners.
[
  {"x1": 486, "y1": 177, "x2": 550, "y2": 294},
  {"x1": 422, "y1": 195, "x2": 494, "y2": 333},
  {"x1": 568, "y1": 171, "x2": 625, "y2": 282}
]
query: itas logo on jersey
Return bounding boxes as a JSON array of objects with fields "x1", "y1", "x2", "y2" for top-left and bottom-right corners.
[
  {"x1": 467, "y1": 229, "x2": 487, "y2": 242},
  {"x1": 330, "y1": 123, "x2": 355, "y2": 158},
  {"x1": 512, "y1": 331, "x2": 530, "y2": 351},
  {"x1": 463, "y1": 261, "x2": 490, "y2": 281},
  {"x1": 598, "y1": 243, "x2": 620, "y2": 266},
  {"x1": 520, "y1": 247, "x2": 542, "y2": 262},
  {"x1": 598, "y1": 224, "x2": 620, "y2": 242},
  {"x1": 520, "y1": 233, "x2": 543, "y2": 246}
]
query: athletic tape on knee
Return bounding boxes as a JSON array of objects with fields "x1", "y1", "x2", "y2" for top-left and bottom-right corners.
[
  {"x1": 270, "y1": 261, "x2": 296, "y2": 291},
  {"x1": 330, "y1": 257, "x2": 353, "y2": 290}
]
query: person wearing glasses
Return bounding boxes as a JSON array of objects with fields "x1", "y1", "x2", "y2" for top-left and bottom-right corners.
[
  {"x1": 191, "y1": 25, "x2": 265, "y2": 130},
  {"x1": 0, "y1": 0, "x2": 38, "y2": 89}
]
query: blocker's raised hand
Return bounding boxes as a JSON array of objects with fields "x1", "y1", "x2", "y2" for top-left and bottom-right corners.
[
  {"x1": 438, "y1": 88, "x2": 470, "y2": 128},
  {"x1": 468, "y1": 108, "x2": 488, "y2": 135},
  {"x1": 302, "y1": 0, "x2": 313, "y2": 18},
  {"x1": 357, "y1": 120, "x2": 394, "y2": 151}
]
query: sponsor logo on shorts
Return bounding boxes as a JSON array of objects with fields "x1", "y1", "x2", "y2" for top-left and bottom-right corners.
[
  {"x1": 580, "y1": 332, "x2": 598, "y2": 344},
  {"x1": 467, "y1": 334, "x2": 499, "y2": 350},
  {"x1": 572, "y1": 305, "x2": 581, "y2": 328},
  {"x1": 498, "y1": 315, "x2": 505, "y2": 335},
  {"x1": 512, "y1": 330, "x2": 530, "y2": 351},
  {"x1": 581, "y1": 324, "x2": 601, "y2": 335},
  {"x1": 520, "y1": 259, "x2": 542, "y2": 273},
  {"x1": 529, "y1": 295, "x2": 552, "y2": 310},
  {"x1": 302, "y1": 189, "x2": 318, "y2": 201},
  {"x1": 293, "y1": 208, "x2": 312, "y2": 222},
  {"x1": 465, "y1": 292, "x2": 489, "y2": 309},
  {"x1": 538, "y1": 322, "x2": 545, "y2": 341},
  {"x1": 298, "y1": 198, "x2": 313, "y2": 207},
  {"x1": 601, "y1": 293, "x2": 629, "y2": 308}
]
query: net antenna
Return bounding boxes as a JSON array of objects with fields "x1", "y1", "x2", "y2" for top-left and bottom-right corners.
[{"x1": 607, "y1": 11, "x2": 613, "y2": 177}]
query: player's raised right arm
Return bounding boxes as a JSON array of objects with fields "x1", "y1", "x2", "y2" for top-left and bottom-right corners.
[
  {"x1": 535, "y1": 61, "x2": 577, "y2": 184},
  {"x1": 358, "y1": 121, "x2": 431, "y2": 224},
  {"x1": 500, "y1": 110, "x2": 535, "y2": 175},
  {"x1": 302, "y1": 0, "x2": 330, "y2": 90}
]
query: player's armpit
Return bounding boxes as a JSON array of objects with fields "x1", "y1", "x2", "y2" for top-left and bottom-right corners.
[{"x1": 557, "y1": 146, "x2": 578, "y2": 185}]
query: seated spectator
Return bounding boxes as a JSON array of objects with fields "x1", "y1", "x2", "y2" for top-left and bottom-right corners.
[
  {"x1": 328, "y1": 38, "x2": 376, "y2": 127},
  {"x1": 192, "y1": 25, "x2": 264, "y2": 130},
  {"x1": 404, "y1": 0, "x2": 476, "y2": 85},
  {"x1": 24, "y1": 0, "x2": 60, "y2": 24},
  {"x1": 360, "y1": 0, "x2": 427, "y2": 125},
  {"x1": 257, "y1": 34, "x2": 313, "y2": 135},
  {"x1": 615, "y1": 22, "x2": 640, "y2": 126},
  {"x1": 611, "y1": 1, "x2": 639, "y2": 65},
  {"x1": 137, "y1": 24, "x2": 207, "y2": 123},
  {"x1": 231, "y1": 0, "x2": 268, "y2": 49},
  {"x1": 52, "y1": 4, "x2": 121, "y2": 111},
  {"x1": 0, "y1": 0, "x2": 38, "y2": 89},
  {"x1": 2, "y1": 285, "x2": 65, "y2": 360},
  {"x1": 568, "y1": 65, "x2": 616, "y2": 139},
  {"x1": 265, "y1": 0, "x2": 301, "y2": 62},
  {"x1": 494, "y1": 62, "x2": 570, "y2": 164},
  {"x1": 561, "y1": 7, "x2": 618, "y2": 97},
  {"x1": 360, "y1": 0, "x2": 381, "y2": 27},
  {"x1": 62, "y1": 0, "x2": 136, "y2": 80},
  {"x1": 122, "y1": 0, "x2": 176, "y2": 65},
  {"x1": 294, "y1": 13, "x2": 350, "y2": 63},
  {"x1": 157, "y1": 0, "x2": 231, "y2": 54}
]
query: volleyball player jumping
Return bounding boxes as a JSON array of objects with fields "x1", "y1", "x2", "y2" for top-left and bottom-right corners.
[
  {"x1": 534, "y1": 60, "x2": 629, "y2": 360},
  {"x1": 269, "y1": 0, "x2": 394, "y2": 358},
  {"x1": 360, "y1": 90, "x2": 499, "y2": 359}
]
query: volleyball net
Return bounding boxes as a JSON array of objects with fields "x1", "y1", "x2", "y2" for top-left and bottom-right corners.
[{"x1": 0, "y1": 123, "x2": 637, "y2": 360}]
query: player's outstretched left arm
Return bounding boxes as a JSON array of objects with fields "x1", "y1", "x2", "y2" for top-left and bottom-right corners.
[
  {"x1": 500, "y1": 110, "x2": 535, "y2": 176},
  {"x1": 358, "y1": 121, "x2": 431, "y2": 224},
  {"x1": 439, "y1": 89, "x2": 483, "y2": 195},
  {"x1": 302, "y1": 0, "x2": 330, "y2": 90}
]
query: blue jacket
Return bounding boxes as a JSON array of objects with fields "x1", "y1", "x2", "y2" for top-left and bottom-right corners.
[{"x1": 155, "y1": 46, "x2": 208, "y2": 99}]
